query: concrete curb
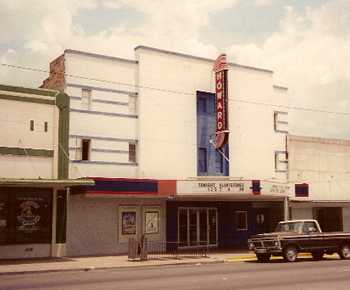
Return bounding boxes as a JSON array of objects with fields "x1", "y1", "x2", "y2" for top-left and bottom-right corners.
[
  {"x1": 0, "y1": 253, "x2": 341, "y2": 276},
  {"x1": 0, "y1": 258, "x2": 226, "y2": 276}
]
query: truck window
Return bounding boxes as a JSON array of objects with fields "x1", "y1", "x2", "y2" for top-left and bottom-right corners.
[{"x1": 303, "y1": 221, "x2": 319, "y2": 233}]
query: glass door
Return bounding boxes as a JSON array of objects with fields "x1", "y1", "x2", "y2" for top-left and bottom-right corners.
[
  {"x1": 199, "y1": 209, "x2": 208, "y2": 246},
  {"x1": 178, "y1": 208, "x2": 217, "y2": 247},
  {"x1": 189, "y1": 209, "x2": 198, "y2": 246},
  {"x1": 208, "y1": 209, "x2": 217, "y2": 245}
]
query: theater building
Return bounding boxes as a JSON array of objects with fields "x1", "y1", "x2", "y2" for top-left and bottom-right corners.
[
  {"x1": 0, "y1": 84, "x2": 93, "y2": 259},
  {"x1": 42, "y1": 46, "x2": 290, "y2": 255}
]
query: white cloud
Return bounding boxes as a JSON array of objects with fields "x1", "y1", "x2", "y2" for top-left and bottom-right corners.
[
  {"x1": 0, "y1": 0, "x2": 349, "y2": 139},
  {"x1": 254, "y1": 0, "x2": 273, "y2": 7},
  {"x1": 227, "y1": 0, "x2": 350, "y2": 138}
]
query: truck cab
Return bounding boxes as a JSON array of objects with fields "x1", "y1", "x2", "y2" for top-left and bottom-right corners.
[{"x1": 275, "y1": 220, "x2": 322, "y2": 235}]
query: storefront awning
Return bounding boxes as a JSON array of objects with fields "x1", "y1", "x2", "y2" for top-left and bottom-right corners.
[
  {"x1": 70, "y1": 177, "x2": 176, "y2": 196},
  {"x1": 0, "y1": 178, "x2": 95, "y2": 188}
]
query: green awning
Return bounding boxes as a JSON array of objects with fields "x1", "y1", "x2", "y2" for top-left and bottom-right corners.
[{"x1": 0, "y1": 178, "x2": 95, "y2": 188}]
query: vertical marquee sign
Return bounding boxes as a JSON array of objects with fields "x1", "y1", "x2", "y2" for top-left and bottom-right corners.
[{"x1": 213, "y1": 54, "x2": 229, "y2": 149}]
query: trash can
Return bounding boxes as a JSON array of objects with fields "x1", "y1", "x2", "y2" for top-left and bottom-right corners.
[
  {"x1": 128, "y1": 237, "x2": 138, "y2": 260},
  {"x1": 139, "y1": 235, "x2": 148, "y2": 261}
]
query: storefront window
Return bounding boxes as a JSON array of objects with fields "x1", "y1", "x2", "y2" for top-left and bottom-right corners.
[
  {"x1": 0, "y1": 194, "x2": 8, "y2": 244},
  {"x1": 0, "y1": 188, "x2": 52, "y2": 244}
]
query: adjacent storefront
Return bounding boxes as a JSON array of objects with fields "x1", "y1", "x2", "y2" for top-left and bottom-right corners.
[{"x1": 0, "y1": 179, "x2": 93, "y2": 259}]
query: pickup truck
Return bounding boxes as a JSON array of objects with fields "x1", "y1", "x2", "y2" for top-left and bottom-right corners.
[{"x1": 248, "y1": 219, "x2": 350, "y2": 262}]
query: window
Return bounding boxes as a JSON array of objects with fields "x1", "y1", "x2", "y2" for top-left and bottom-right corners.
[
  {"x1": 30, "y1": 120, "x2": 34, "y2": 131},
  {"x1": 295, "y1": 183, "x2": 309, "y2": 197},
  {"x1": 129, "y1": 143, "x2": 136, "y2": 162},
  {"x1": 274, "y1": 111, "x2": 288, "y2": 133},
  {"x1": 236, "y1": 211, "x2": 248, "y2": 231},
  {"x1": 275, "y1": 151, "x2": 288, "y2": 172},
  {"x1": 81, "y1": 88, "x2": 92, "y2": 110},
  {"x1": 81, "y1": 139, "x2": 91, "y2": 161},
  {"x1": 44, "y1": 122, "x2": 48, "y2": 132},
  {"x1": 0, "y1": 190, "x2": 52, "y2": 245},
  {"x1": 197, "y1": 97, "x2": 207, "y2": 114},
  {"x1": 303, "y1": 221, "x2": 318, "y2": 233},
  {"x1": 215, "y1": 151, "x2": 223, "y2": 173},
  {"x1": 198, "y1": 148, "x2": 207, "y2": 172}
]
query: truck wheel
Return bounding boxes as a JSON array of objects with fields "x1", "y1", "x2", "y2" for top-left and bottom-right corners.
[
  {"x1": 338, "y1": 244, "x2": 350, "y2": 259},
  {"x1": 256, "y1": 253, "x2": 271, "y2": 262},
  {"x1": 283, "y1": 246, "x2": 298, "y2": 262},
  {"x1": 311, "y1": 251, "x2": 324, "y2": 260}
]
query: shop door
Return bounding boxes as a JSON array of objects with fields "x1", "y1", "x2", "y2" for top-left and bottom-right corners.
[
  {"x1": 178, "y1": 208, "x2": 217, "y2": 247},
  {"x1": 255, "y1": 208, "x2": 270, "y2": 234}
]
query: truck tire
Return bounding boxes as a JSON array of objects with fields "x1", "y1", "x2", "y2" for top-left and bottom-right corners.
[
  {"x1": 311, "y1": 251, "x2": 324, "y2": 260},
  {"x1": 256, "y1": 253, "x2": 271, "y2": 262},
  {"x1": 283, "y1": 246, "x2": 298, "y2": 262},
  {"x1": 338, "y1": 244, "x2": 350, "y2": 259}
]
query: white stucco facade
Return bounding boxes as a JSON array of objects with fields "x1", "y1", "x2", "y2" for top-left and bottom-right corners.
[
  {"x1": 62, "y1": 47, "x2": 288, "y2": 182},
  {"x1": 0, "y1": 93, "x2": 59, "y2": 179},
  {"x1": 289, "y1": 135, "x2": 350, "y2": 202},
  {"x1": 288, "y1": 135, "x2": 350, "y2": 231}
]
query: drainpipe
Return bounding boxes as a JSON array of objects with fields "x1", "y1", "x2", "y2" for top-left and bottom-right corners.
[
  {"x1": 284, "y1": 196, "x2": 289, "y2": 221},
  {"x1": 51, "y1": 188, "x2": 57, "y2": 257}
]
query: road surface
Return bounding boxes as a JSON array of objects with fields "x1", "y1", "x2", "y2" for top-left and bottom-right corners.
[{"x1": 1, "y1": 258, "x2": 350, "y2": 290}]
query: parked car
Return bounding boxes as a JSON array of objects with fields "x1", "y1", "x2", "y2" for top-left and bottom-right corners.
[{"x1": 248, "y1": 219, "x2": 350, "y2": 262}]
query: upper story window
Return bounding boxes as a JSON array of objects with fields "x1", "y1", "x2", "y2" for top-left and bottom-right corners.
[
  {"x1": 81, "y1": 139, "x2": 91, "y2": 161},
  {"x1": 274, "y1": 111, "x2": 288, "y2": 133},
  {"x1": 81, "y1": 88, "x2": 92, "y2": 110},
  {"x1": 44, "y1": 122, "x2": 48, "y2": 132},
  {"x1": 129, "y1": 143, "x2": 136, "y2": 162},
  {"x1": 30, "y1": 120, "x2": 34, "y2": 131},
  {"x1": 198, "y1": 148, "x2": 207, "y2": 173},
  {"x1": 275, "y1": 151, "x2": 288, "y2": 173},
  {"x1": 197, "y1": 97, "x2": 207, "y2": 114},
  {"x1": 215, "y1": 151, "x2": 223, "y2": 173}
]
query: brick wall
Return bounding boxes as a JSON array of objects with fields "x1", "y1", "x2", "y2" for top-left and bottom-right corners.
[{"x1": 41, "y1": 55, "x2": 65, "y2": 91}]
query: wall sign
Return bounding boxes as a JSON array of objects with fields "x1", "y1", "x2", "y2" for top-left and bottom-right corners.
[
  {"x1": 177, "y1": 180, "x2": 291, "y2": 197},
  {"x1": 261, "y1": 182, "x2": 290, "y2": 196},
  {"x1": 177, "y1": 180, "x2": 252, "y2": 195},
  {"x1": 213, "y1": 54, "x2": 229, "y2": 149}
]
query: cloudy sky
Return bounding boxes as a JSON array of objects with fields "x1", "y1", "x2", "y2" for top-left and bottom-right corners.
[{"x1": 0, "y1": 0, "x2": 349, "y2": 139}]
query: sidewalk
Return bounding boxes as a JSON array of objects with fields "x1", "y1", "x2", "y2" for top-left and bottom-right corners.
[{"x1": 0, "y1": 251, "x2": 255, "y2": 275}]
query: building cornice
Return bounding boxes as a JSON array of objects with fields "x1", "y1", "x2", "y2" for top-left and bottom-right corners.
[
  {"x1": 65, "y1": 49, "x2": 138, "y2": 64},
  {"x1": 135, "y1": 45, "x2": 273, "y2": 74}
]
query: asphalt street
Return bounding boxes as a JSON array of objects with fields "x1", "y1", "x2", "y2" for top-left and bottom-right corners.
[{"x1": 1, "y1": 258, "x2": 350, "y2": 290}]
